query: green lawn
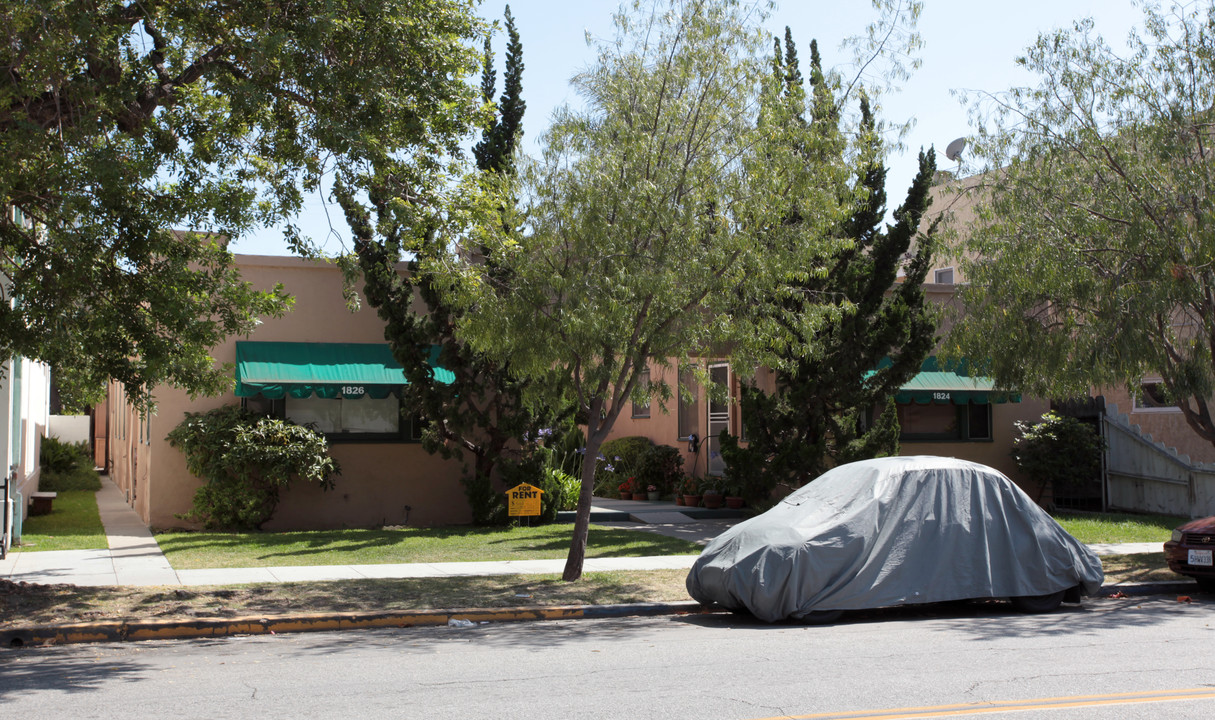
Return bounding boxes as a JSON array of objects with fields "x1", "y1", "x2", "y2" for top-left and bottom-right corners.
[
  {"x1": 1053, "y1": 511, "x2": 1187, "y2": 544},
  {"x1": 14, "y1": 484, "x2": 1186, "y2": 570},
  {"x1": 156, "y1": 525, "x2": 705, "y2": 570},
  {"x1": 15, "y1": 490, "x2": 108, "y2": 552}
]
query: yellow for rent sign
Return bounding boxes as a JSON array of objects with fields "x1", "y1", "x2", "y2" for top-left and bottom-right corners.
[{"x1": 507, "y1": 482, "x2": 543, "y2": 517}]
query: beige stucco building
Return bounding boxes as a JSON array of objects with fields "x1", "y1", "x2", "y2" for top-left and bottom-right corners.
[
  {"x1": 107, "y1": 255, "x2": 471, "y2": 530},
  {"x1": 607, "y1": 280, "x2": 1049, "y2": 494}
]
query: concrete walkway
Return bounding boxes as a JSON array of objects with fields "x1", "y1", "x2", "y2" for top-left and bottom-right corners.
[
  {"x1": 0, "y1": 478, "x2": 1170, "y2": 588},
  {"x1": 2, "y1": 479, "x2": 180, "y2": 586}
]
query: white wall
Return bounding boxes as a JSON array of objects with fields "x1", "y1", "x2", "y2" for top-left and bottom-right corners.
[
  {"x1": 49, "y1": 415, "x2": 91, "y2": 445},
  {"x1": 2, "y1": 356, "x2": 52, "y2": 546}
]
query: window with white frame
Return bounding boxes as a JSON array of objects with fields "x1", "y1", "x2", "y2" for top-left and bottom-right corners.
[
  {"x1": 244, "y1": 394, "x2": 426, "y2": 442},
  {"x1": 934, "y1": 267, "x2": 955, "y2": 284},
  {"x1": 1134, "y1": 379, "x2": 1179, "y2": 412}
]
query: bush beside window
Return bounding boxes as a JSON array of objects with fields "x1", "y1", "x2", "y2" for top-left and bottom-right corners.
[
  {"x1": 1011, "y1": 412, "x2": 1105, "y2": 505},
  {"x1": 168, "y1": 405, "x2": 340, "y2": 530}
]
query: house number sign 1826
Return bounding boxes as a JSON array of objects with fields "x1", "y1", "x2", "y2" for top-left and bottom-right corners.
[{"x1": 342, "y1": 386, "x2": 366, "y2": 397}]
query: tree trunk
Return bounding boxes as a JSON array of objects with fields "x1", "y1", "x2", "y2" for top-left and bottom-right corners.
[{"x1": 563, "y1": 411, "x2": 607, "y2": 581}]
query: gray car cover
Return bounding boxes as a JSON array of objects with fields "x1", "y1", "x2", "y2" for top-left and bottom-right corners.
[{"x1": 686, "y1": 456, "x2": 1104, "y2": 622}]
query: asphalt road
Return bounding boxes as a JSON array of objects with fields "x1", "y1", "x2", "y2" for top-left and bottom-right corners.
[{"x1": 2, "y1": 595, "x2": 1213, "y2": 719}]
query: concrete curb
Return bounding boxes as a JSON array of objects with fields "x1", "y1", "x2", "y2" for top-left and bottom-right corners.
[
  {"x1": 2, "y1": 583, "x2": 1202, "y2": 649},
  {"x1": 1101, "y1": 581, "x2": 1199, "y2": 598},
  {"x1": 0, "y1": 601, "x2": 717, "y2": 648}
]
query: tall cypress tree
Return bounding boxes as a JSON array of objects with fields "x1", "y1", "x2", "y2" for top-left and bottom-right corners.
[
  {"x1": 721, "y1": 31, "x2": 939, "y2": 493},
  {"x1": 474, "y1": 6, "x2": 525, "y2": 173},
  {"x1": 339, "y1": 6, "x2": 559, "y2": 524}
]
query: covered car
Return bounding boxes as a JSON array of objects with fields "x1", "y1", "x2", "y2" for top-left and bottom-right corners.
[{"x1": 687, "y1": 456, "x2": 1104, "y2": 622}]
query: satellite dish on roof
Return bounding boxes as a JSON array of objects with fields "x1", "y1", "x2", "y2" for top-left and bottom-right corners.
[{"x1": 945, "y1": 137, "x2": 967, "y2": 162}]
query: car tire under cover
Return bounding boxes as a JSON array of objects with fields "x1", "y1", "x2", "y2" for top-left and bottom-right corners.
[
  {"x1": 1011, "y1": 590, "x2": 1065, "y2": 613},
  {"x1": 797, "y1": 609, "x2": 845, "y2": 625}
]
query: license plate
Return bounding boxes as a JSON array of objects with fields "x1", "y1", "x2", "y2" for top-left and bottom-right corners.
[{"x1": 1189, "y1": 549, "x2": 1213, "y2": 567}]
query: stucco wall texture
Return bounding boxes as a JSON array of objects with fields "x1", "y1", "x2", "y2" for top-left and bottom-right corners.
[{"x1": 108, "y1": 255, "x2": 470, "y2": 530}]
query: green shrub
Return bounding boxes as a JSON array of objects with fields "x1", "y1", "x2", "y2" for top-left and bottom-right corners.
[
  {"x1": 38, "y1": 436, "x2": 101, "y2": 491},
  {"x1": 595, "y1": 435, "x2": 653, "y2": 495},
  {"x1": 495, "y1": 455, "x2": 540, "y2": 525},
  {"x1": 461, "y1": 472, "x2": 508, "y2": 526},
  {"x1": 541, "y1": 467, "x2": 580, "y2": 513},
  {"x1": 635, "y1": 444, "x2": 684, "y2": 495},
  {"x1": 718, "y1": 431, "x2": 770, "y2": 503},
  {"x1": 167, "y1": 405, "x2": 340, "y2": 530},
  {"x1": 1011, "y1": 412, "x2": 1105, "y2": 504},
  {"x1": 546, "y1": 423, "x2": 585, "y2": 480},
  {"x1": 458, "y1": 421, "x2": 587, "y2": 527}
]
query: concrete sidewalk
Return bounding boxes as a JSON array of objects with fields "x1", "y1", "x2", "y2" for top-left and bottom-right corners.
[
  {"x1": 2, "y1": 479, "x2": 180, "y2": 586},
  {"x1": 0, "y1": 478, "x2": 1174, "y2": 588}
]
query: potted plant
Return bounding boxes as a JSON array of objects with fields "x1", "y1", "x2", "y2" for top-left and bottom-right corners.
[
  {"x1": 646, "y1": 484, "x2": 661, "y2": 501},
  {"x1": 681, "y1": 476, "x2": 702, "y2": 508},
  {"x1": 701, "y1": 476, "x2": 724, "y2": 509},
  {"x1": 724, "y1": 480, "x2": 745, "y2": 509}
]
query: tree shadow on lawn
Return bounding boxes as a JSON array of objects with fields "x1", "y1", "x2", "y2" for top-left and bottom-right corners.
[
  {"x1": 156, "y1": 525, "x2": 696, "y2": 564},
  {"x1": 157, "y1": 529, "x2": 442, "y2": 563},
  {"x1": 477, "y1": 526, "x2": 701, "y2": 557}
]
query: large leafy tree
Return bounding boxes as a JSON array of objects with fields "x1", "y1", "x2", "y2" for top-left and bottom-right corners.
[
  {"x1": 949, "y1": 2, "x2": 1215, "y2": 447},
  {"x1": 0, "y1": 0, "x2": 482, "y2": 408},
  {"x1": 336, "y1": 6, "x2": 562, "y2": 524},
  {"x1": 723, "y1": 31, "x2": 939, "y2": 491},
  {"x1": 446, "y1": 0, "x2": 856, "y2": 580}
]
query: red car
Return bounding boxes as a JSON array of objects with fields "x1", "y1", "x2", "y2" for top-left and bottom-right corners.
[{"x1": 1164, "y1": 516, "x2": 1215, "y2": 592}]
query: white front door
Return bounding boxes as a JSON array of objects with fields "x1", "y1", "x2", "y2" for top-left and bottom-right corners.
[{"x1": 706, "y1": 363, "x2": 730, "y2": 476}]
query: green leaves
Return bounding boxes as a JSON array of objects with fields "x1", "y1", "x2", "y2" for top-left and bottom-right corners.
[
  {"x1": 167, "y1": 405, "x2": 340, "y2": 530},
  {"x1": 0, "y1": 0, "x2": 483, "y2": 409},
  {"x1": 723, "y1": 29, "x2": 938, "y2": 489},
  {"x1": 1012, "y1": 412, "x2": 1105, "y2": 503},
  {"x1": 952, "y1": 2, "x2": 1215, "y2": 446}
]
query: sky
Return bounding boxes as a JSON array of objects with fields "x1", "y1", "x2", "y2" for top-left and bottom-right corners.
[{"x1": 233, "y1": 0, "x2": 1145, "y2": 257}]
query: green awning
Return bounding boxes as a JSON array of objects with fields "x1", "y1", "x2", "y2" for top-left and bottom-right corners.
[
  {"x1": 235, "y1": 341, "x2": 454, "y2": 399},
  {"x1": 871, "y1": 357, "x2": 1020, "y2": 405}
]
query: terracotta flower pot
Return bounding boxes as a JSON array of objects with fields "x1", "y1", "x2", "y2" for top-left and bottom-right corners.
[
  {"x1": 701, "y1": 492, "x2": 724, "y2": 509},
  {"x1": 675, "y1": 495, "x2": 686, "y2": 506},
  {"x1": 725, "y1": 496, "x2": 745, "y2": 509},
  {"x1": 683, "y1": 494, "x2": 702, "y2": 507}
]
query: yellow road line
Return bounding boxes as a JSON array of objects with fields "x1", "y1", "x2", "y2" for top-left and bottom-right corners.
[{"x1": 749, "y1": 688, "x2": 1215, "y2": 720}]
